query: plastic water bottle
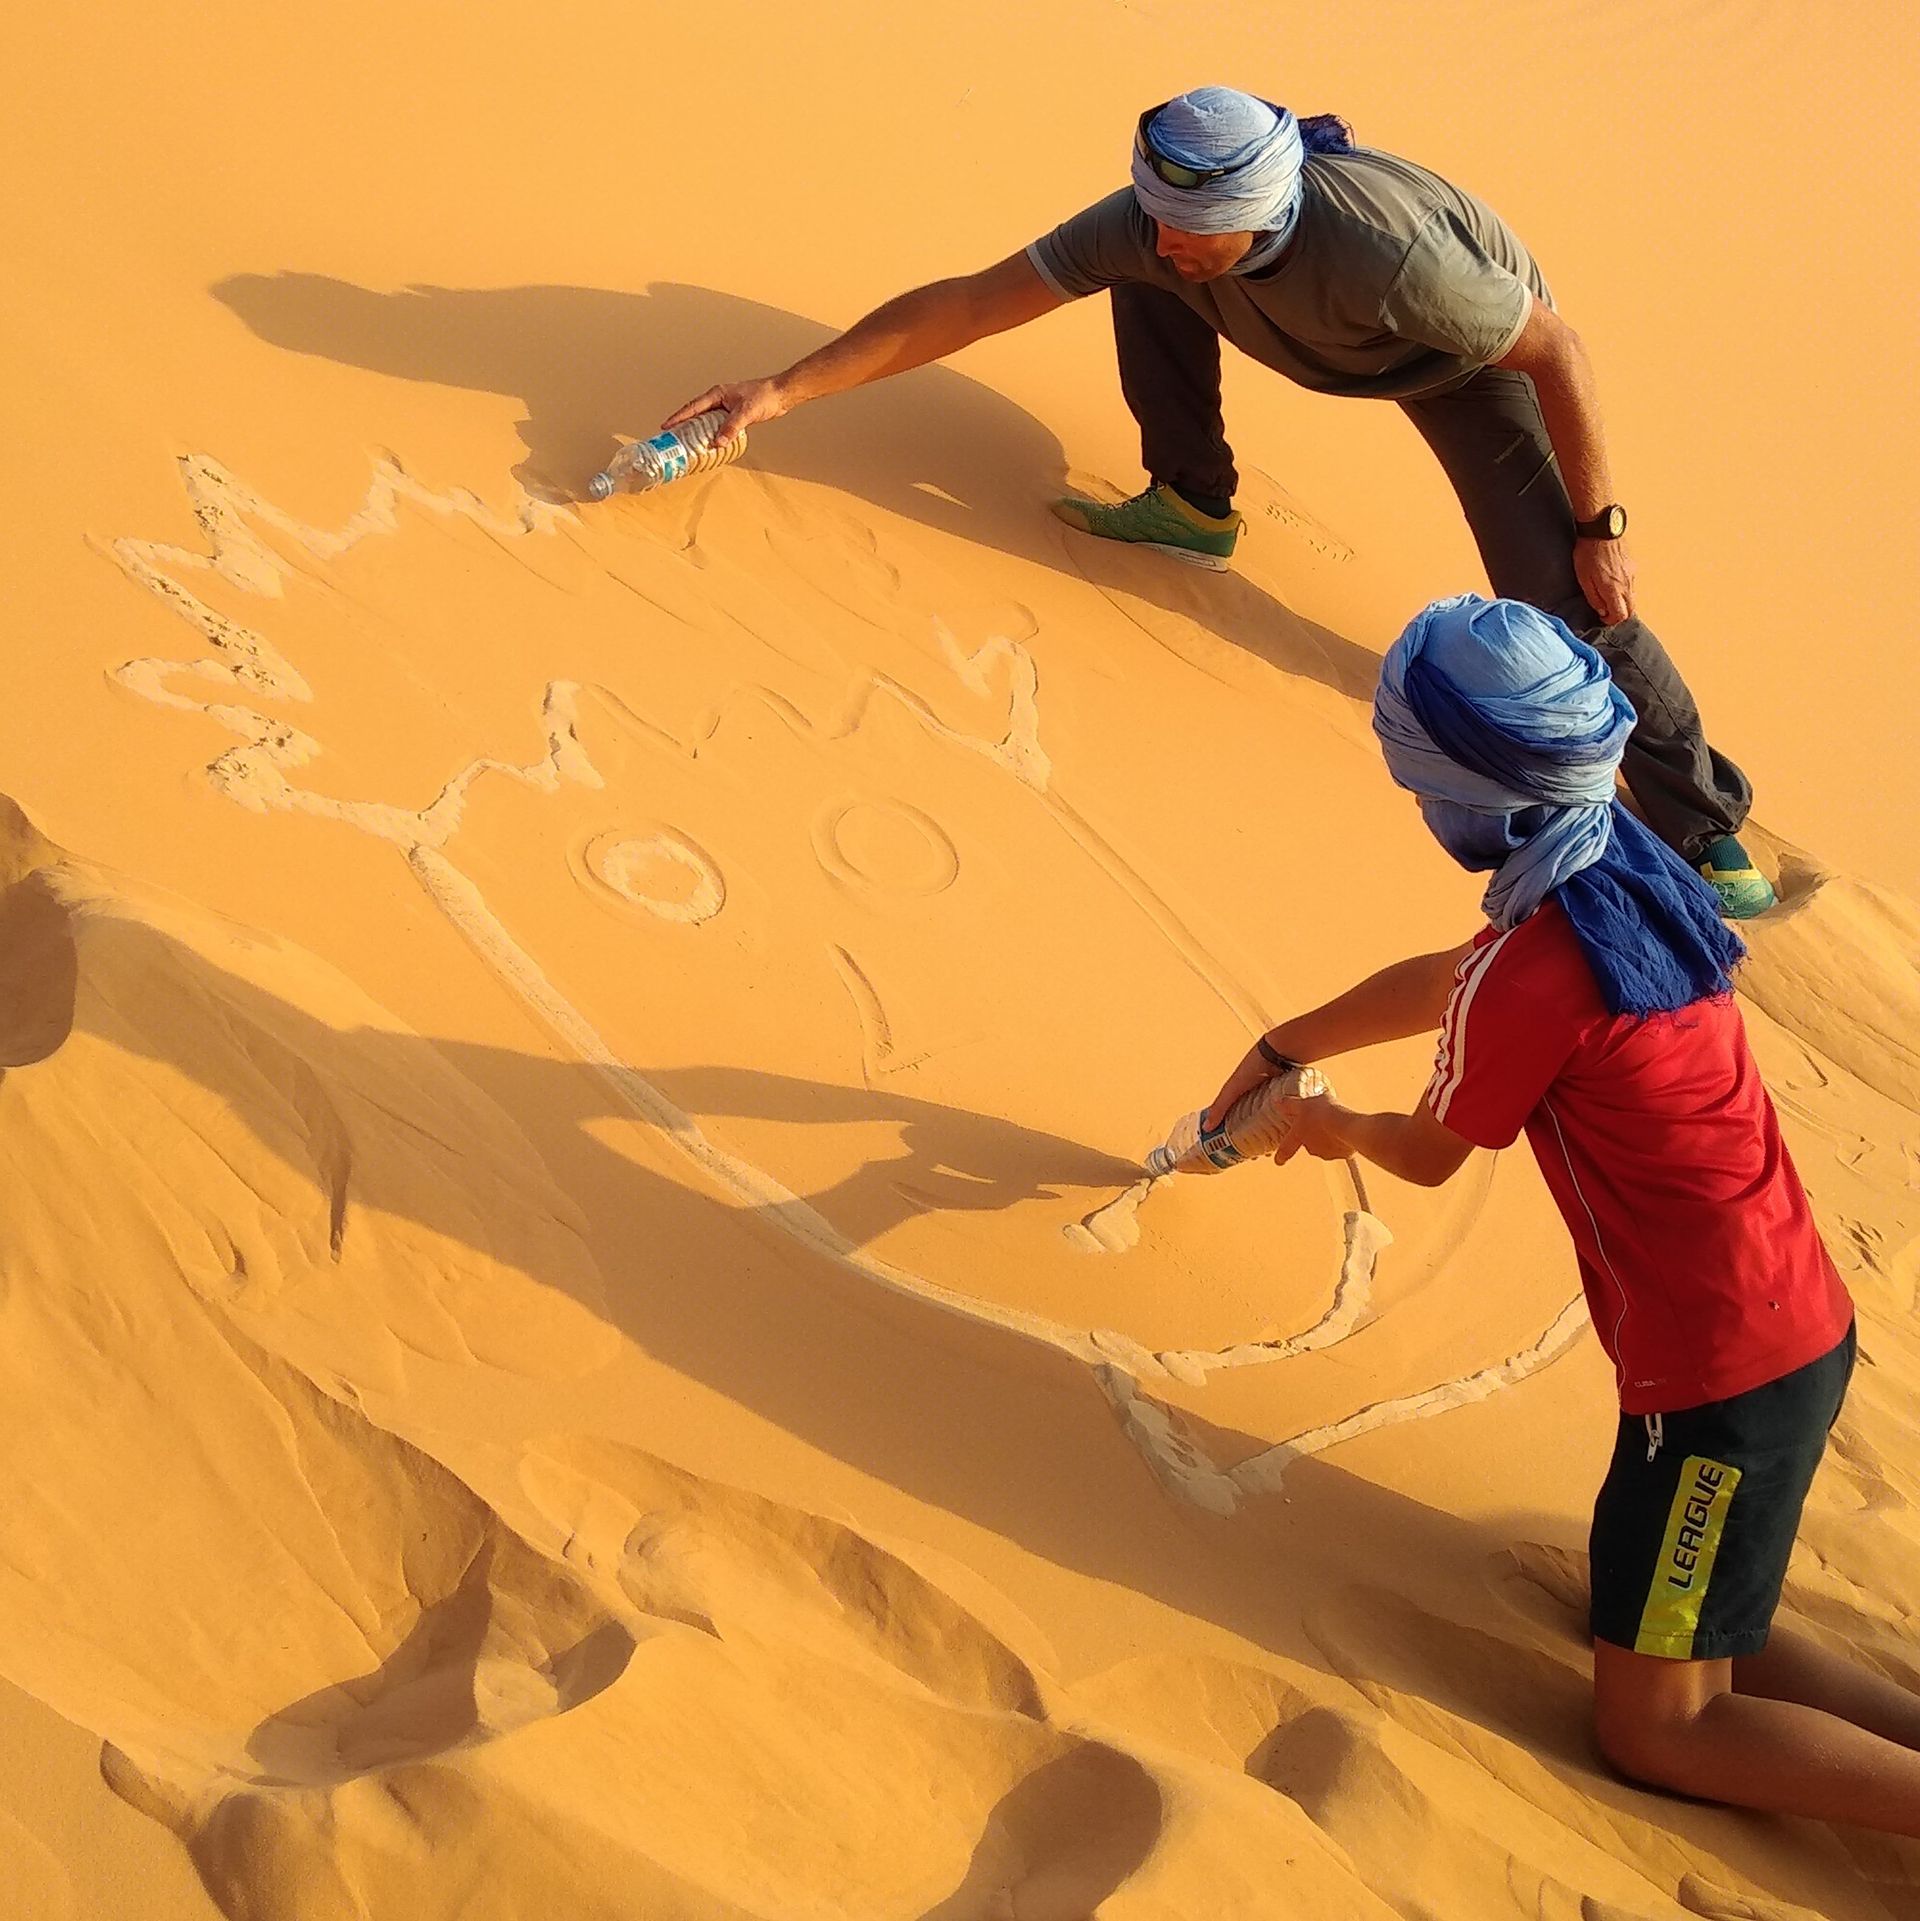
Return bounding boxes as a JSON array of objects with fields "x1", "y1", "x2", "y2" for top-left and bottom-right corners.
[
  {"x1": 1145, "y1": 1063, "x2": 1330, "y2": 1177},
  {"x1": 587, "y1": 410, "x2": 747, "y2": 500}
]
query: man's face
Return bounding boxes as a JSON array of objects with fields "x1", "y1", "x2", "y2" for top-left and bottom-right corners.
[{"x1": 1153, "y1": 221, "x2": 1254, "y2": 281}]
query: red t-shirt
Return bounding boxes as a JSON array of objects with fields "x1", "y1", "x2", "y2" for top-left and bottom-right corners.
[{"x1": 1426, "y1": 903, "x2": 1852, "y2": 1414}]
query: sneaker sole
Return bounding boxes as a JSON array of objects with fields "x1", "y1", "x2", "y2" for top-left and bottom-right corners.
[{"x1": 1135, "y1": 540, "x2": 1234, "y2": 572}]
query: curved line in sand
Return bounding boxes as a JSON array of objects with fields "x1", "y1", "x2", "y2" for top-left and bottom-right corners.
[{"x1": 1099, "y1": 1294, "x2": 1592, "y2": 1516}]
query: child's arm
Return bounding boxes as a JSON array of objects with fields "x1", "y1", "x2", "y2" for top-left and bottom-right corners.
[
  {"x1": 1202, "y1": 942, "x2": 1472, "y2": 1128},
  {"x1": 1280, "y1": 1093, "x2": 1476, "y2": 1188}
]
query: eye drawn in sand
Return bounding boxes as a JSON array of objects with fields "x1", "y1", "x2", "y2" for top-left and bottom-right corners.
[
  {"x1": 574, "y1": 827, "x2": 725, "y2": 925},
  {"x1": 812, "y1": 795, "x2": 960, "y2": 900},
  {"x1": 104, "y1": 453, "x2": 1586, "y2": 1510}
]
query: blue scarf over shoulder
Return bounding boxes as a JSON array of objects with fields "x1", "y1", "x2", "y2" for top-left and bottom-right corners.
[{"x1": 1373, "y1": 595, "x2": 1743, "y2": 1017}]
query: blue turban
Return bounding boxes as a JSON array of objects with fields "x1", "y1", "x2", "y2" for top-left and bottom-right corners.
[
  {"x1": 1132, "y1": 89, "x2": 1307, "y2": 273},
  {"x1": 1374, "y1": 595, "x2": 1744, "y2": 1017}
]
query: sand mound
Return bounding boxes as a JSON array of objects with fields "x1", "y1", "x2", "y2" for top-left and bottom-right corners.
[{"x1": 6, "y1": 4, "x2": 1918, "y2": 1914}]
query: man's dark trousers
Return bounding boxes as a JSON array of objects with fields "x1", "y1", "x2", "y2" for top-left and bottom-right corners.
[{"x1": 1111, "y1": 282, "x2": 1753, "y2": 860}]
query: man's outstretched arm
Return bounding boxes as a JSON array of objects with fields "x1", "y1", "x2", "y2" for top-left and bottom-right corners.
[
  {"x1": 1496, "y1": 296, "x2": 1636, "y2": 627},
  {"x1": 662, "y1": 252, "x2": 1067, "y2": 438}
]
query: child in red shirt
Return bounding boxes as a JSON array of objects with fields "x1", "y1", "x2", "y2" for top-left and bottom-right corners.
[
  {"x1": 1202, "y1": 595, "x2": 1915, "y2": 1834},
  {"x1": 1429, "y1": 902, "x2": 1850, "y2": 1416}
]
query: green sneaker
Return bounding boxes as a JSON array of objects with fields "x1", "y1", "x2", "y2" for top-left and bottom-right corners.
[
  {"x1": 1698, "y1": 835, "x2": 1776, "y2": 920},
  {"x1": 1050, "y1": 483, "x2": 1241, "y2": 571}
]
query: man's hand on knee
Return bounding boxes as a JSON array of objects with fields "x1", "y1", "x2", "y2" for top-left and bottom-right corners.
[{"x1": 1576, "y1": 533, "x2": 1637, "y2": 627}]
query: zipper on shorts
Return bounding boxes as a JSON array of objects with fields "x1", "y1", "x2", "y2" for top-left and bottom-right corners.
[{"x1": 1644, "y1": 1412, "x2": 1664, "y2": 1463}]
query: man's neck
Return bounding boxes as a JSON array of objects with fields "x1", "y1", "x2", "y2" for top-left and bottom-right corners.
[{"x1": 1238, "y1": 226, "x2": 1304, "y2": 279}]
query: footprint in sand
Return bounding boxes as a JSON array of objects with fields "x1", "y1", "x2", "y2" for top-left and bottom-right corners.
[
  {"x1": 1736, "y1": 824, "x2": 1920, "y2": 1115},
  {"x1": 1296, "y1": 1582, "x2": 1851, "y2": 1921},
  {"x1": 1486, "y1": 1539, "x2": 1593, "y2": 1645},
  {"x1": 0, "y1": 860, "x2": 78, "y2": 1071},
  {"x1": 517, "y1": 1434, "x2": 1051, "y2": 1717},
  {"x1": 70, "y1": 1330, "x2": 639, "y2": 1825},
  {"x1": 85, "y1": 1355, "x2": 1168, "y2": 1921}
]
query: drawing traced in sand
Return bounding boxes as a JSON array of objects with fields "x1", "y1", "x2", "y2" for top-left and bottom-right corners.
[
  {"x1": 577, "y1": 828, "x2": 726, "y2": 925},
  {"x1": 813, "y1": 796, "x2": 961, "y2": 899},
  {"x1": 105, "y1": 452, "x2": 1587, "y2": 1508}
]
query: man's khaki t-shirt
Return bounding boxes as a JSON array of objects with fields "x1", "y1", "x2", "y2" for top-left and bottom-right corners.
[{"x1": 1027, "y1": 147, "x2": 1553, "y2": 400}]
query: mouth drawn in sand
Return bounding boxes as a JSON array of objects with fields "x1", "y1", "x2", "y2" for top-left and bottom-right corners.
[{"x1": 103, "y1": 451, "x2": 1587, "y2": 1509}]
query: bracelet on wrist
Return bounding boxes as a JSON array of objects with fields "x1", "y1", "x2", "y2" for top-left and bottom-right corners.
[{"x1": 1256, "y1": 1037, "x2": 1300, "y2": 1073}]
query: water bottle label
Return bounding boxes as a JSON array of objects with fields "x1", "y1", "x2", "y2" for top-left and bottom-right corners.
[
  {"x1": 644, "y1": 431, "x2": 691, "y2": 483},
  {"x1": 1198, "y1": 1126, "x2": 1244, "y2": 1169}
]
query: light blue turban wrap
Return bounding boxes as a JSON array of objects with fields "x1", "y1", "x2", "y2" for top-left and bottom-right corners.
[
  {"x1": 1131, "y1": 88, "x2": 1306, "y2": 274},
  {"x1": 1374, "y1": 594, "x2": 1743, "y2": 1017}
]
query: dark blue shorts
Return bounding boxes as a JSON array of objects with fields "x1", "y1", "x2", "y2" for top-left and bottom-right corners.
[{"x1": 1588, "y1": 1322, "x2": 1856, "y2": 1661}]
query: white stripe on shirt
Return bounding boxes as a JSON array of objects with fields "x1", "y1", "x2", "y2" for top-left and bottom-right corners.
[
  {"x1": 1426, "y1": 955, "x2": 1468, "y2": 1103},
  {"x1": 1023, "y1": 241, "x2": 1078, "y2": 303},
  {"x1": 1428, "y1": 929, "x2": 1518, "y2": 1125}
]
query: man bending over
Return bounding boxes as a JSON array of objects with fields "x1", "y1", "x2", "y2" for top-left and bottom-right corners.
[{"x1": 665, "y1": 86, "x2": 1772, "y2": 916}]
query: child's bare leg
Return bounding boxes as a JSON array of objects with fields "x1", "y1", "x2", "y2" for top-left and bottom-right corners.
[
  {"x1": 1733, "y1": 1620, "x2": 1920, "y2": 1750},
  {"x1": 1594, "y1": 1641, "x2": 1920, "y2": 1836}
]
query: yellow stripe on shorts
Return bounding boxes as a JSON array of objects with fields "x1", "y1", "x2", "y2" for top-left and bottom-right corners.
[{"x1": 1635, "y1": 1453, "x2": 1743, "y2": 1658}]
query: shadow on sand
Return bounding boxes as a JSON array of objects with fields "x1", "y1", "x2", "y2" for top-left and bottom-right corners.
[
  {"x1": 5, "y1": 822, "x2": 1903, "y2": 1913},
  {"x1": 211, "y1": 272, "x2": 1380, "y2": 704}
]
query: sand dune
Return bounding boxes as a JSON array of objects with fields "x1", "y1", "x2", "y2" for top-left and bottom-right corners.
[{"x1": 4, "y1": 2, "x2": 1918, "y2": 1916}]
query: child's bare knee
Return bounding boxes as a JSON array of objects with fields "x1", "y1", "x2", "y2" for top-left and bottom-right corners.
[
  {"x1": 1594, "y1": 1701, "x2": 1691, "y2": 1789},
  {"x1": 1595, "y1": 1719, "x2": 1651, "y2": 1784}
]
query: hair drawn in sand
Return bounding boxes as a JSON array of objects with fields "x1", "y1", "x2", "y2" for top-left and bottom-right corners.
[{"x1": 103, "y1": 451, "x2": 1588, "y2": 1510}]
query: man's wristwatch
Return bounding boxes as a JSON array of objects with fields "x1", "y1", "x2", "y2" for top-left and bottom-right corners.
[{"x1": 1575, "y1": 503, "x2": 1628, "y2": 540}]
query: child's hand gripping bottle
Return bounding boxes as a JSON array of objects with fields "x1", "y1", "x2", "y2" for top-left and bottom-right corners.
[{"x1": 1145, "y1": 1063, "x2": 1330, "y2": 1177}]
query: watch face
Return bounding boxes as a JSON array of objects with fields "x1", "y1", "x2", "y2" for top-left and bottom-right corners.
[{"x1": 1602, "y1": 504, "x2": 1627, "y2": 538}]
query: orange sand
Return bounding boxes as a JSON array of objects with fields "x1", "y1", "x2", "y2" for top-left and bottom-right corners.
[{"x1": 3, "y1": 4, "x2": 1917, "y2": 1916}]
